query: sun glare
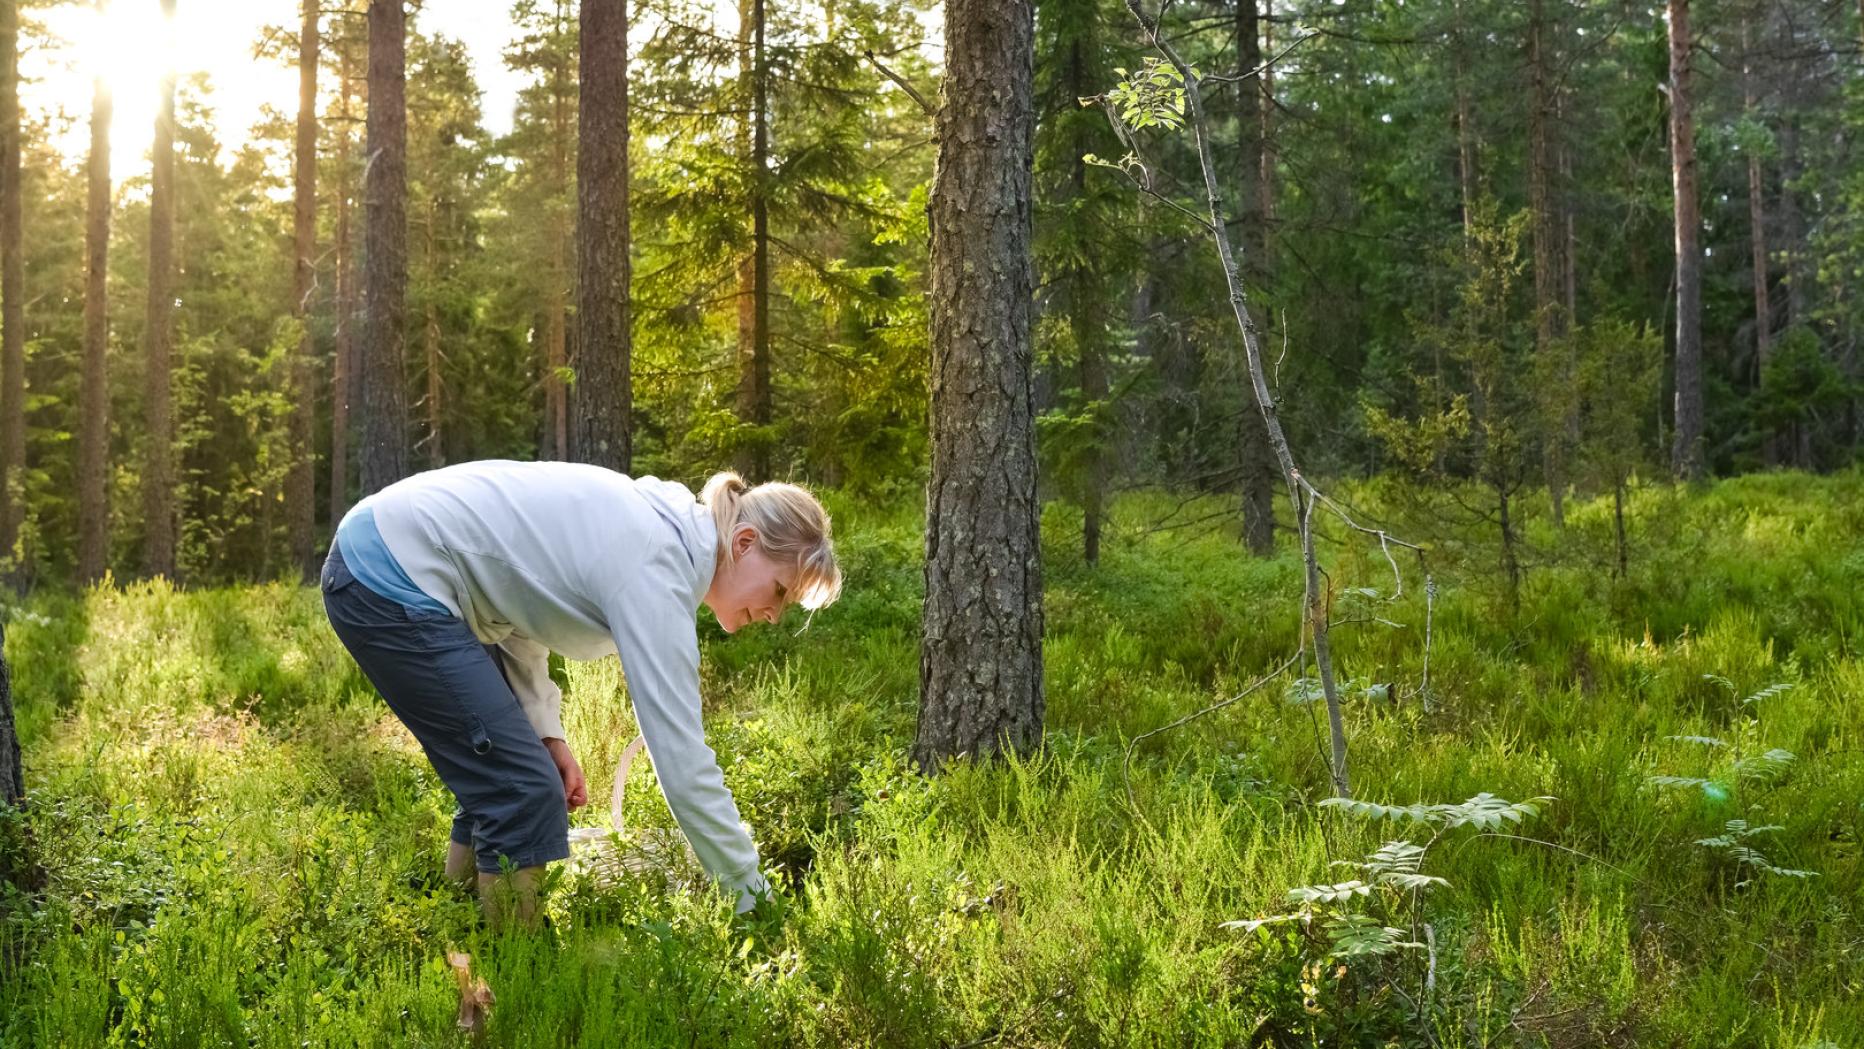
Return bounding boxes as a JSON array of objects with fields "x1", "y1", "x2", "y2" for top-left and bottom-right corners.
[{"x1": 27, "y1": 0, "x2": 299, "y2": 181}]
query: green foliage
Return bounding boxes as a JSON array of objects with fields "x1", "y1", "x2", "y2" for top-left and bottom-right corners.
[
  {"x1": 6, "y1": 477, "x2": 1860, "y2": 1045},
  {"x1": 1105, "y1": 59, "x2": 1186, "y2": 132}
]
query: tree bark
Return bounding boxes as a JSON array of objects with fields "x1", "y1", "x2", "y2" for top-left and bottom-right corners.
[
  {"x1": 916, "y1": 0, "x2": 1043, "y2": 772},
  {"x1": 287, "y1": 0, "x2": 318, "y2": 576},
  {"x1": 0, "y1": 623, "x2": 19, "y2": 806},
  {"x1": 78, "y1": 55, "x2": 111, "y2": 585},
  {"x1": 1667, "y1": 0, "x2": 1704, "y2": 481},
  {"x1": 1528, "y1": 0, "x2": 1568, "y2": 525},
  {"x1": 1453, "y1": 0, "x2": 1475, "y2": 239},
  {"x1": 361, "y1": 0, "x2": 409, "y2": 496},
  {"x1": 734, "y1": 0, "x2": 772, "y2": 482},
  {"x1": 0, "y1": 0, "x2": 25, "y2": 574},
  {"x1": 1742, "y1": 12, "x2": 1775, "y2": 466},
  {"x1": 1234, "y1": 0, "x2": 1274, "y2": 555},
  {"x1": 1061, "y1": 11, "x2": 1106, "y2": 565},
  {"x1": 543, "y1": 0, "x2": 570, "y2": 461},
  {"x1": 574, "y1": 0, "x2": 632, "y2": 473},
  {"x1": 329, "y1": 45, "x2": 356, "y2": 530},
  {"x1": 142, "y1": 0, "x2": 178, "y2": 580}
]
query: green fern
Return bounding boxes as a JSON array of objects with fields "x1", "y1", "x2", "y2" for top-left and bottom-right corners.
[
  {"x1": 1318, "y1": 792, "x2": 1553, "y2": 831},
  {"x1": 1287, "y1": 881, "x2": 1373, "y2": 905},
  {"x1": 1323, "y1": 914, "x2": 1424, "y2": 959},
  {"x1": 1732, "y1": 748, "x2": 1796, "y2": 783},
  {"x1": 1741, "y1": 683, "x2": 1794, "y2": 707}
]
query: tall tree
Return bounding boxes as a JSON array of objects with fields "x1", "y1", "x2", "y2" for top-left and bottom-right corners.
[
  {"x1": 1233, "y1": 0, "x2": 1274, "y2": 554},
  {"x1": 78, "y1": 12, "x2": 111, "y2": 584},
  {"x1": 1741, "y1": 8, "x2": 1772, "y2": 456},
  {"x1": 142, "y1": 0, "x2": 179, "y2": 579},
  {"x1": 1034, "y1": 0, "x2": 1129, "y2": 566},
  {"x1": 503, "y1": 0, "x2": 576, "y2": 461},
  {"x1": 328, "y1": 15, "x2": 361, "y2": 529},
  {"x1": 1667, "y1": 0, "x2": 1704, "y2": 480},
  {"x1": 1527, "y1": 0, "x2": 1569, "y2": 524},
  {"x1": 361, "y1": 0, "x2": 409, "y2": 495},
  {"x1": 575, "y1": 0, "x2": 632, "y2": 471},
  {"x1": 0, "y1": 0, "x2": 23, "y2": 571},
  {"x1": 916, "y1": 0, "x2": 1043, "y2": 771},
  {"x1": 733, "y1": 0, "x2": 772, "y2": 481},
  {"x1": 287, "y1": 0, "x2": 319, "y2": 572},
  {"x1": 0, "y1": 622, "x2": 17, "y2": 806}
]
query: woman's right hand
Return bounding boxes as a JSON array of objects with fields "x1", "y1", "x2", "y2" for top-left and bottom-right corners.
[{"x1": 542, "y1": 737, "x2": 588, "y2": 810}]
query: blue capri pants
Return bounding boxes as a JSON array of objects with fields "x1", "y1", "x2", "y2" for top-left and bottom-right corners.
[{"x1": 320, "y1": 542, "x2": 570, "y2": 874}]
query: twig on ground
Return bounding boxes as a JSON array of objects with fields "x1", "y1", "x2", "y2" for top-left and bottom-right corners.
[{"x1": 1121, "y1": 652, "x2": 1302, "y2": 819}]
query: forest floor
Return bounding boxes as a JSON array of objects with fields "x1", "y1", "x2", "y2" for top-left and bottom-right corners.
[{"x1": 2, "y1": 471, "x2": 1860, "y2": 1047}]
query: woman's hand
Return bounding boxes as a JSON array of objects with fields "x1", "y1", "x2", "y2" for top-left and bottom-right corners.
[{"x1": 542, "y1": 737, "x2": 588, "y2": 810}]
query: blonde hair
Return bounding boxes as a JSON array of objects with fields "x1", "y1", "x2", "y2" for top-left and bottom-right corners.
[{"x1": 701, "y1": 471, "x2": 843, "y2": 611}]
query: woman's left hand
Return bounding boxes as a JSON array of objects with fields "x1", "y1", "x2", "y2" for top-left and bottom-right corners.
[{"x1": 542, "y1": 737, "x2": 589, "y2": 810}]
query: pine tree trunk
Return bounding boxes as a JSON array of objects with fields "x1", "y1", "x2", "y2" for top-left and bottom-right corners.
[
  {"x1": 142, "y1": 0, "x2": 178, "y2": 580},
  {"x1": 1234, "y1": 0, "x2": 1273, "y2": 555},
  {"x1": 1667, "y1": 0, "x2": 1704, "y2": 481},
  {"x1": 574, "y1": 0, "x2": 632, "y2": 473},
  {"x1": 424, "y1": 302, "x2": 442, "y2": 468},
  {"x1": 361, "y1": 0, "x2": 409, "y2": 496},
  {"x1": 0, "y1": 0, "x2": 25, "y2": 574},
  {"x1": 544, "y1": 2, "x2": 570, "y2": 461},
  {"x1": 329, "y1": 48, "x2": 355, "y2": 530},
  {"x1": 1453, "y1": 0, "x2": 1475, "y2": 239},
  {"x1": 286, "y1": 0, "x2": 318, "y2": 576},
  {"x1": 1065, "y1": 22, "x2": 1105, "y2": 566},
  {"x1": 0, "y1": 623, "x2": 19, "y2": 805},
  {"x1": 735, "y1": 0, "x2": 772, "y2": 482},
  {"x1": 1613, "y1": 478, "x2": 1628, "y2": 578},
  {"x1": 916, "y1": 0, "x2": 1043, "y2": 772},
  {"x1": 78, "y1": 59, "x2": 112, "y2": 585},
  {"x1": 1777, "y1": 119, "x2": 1805, "y2": 331},
  {"x1": 1742, "y1": 13, "x2": 1775, "y2": 467},
  {"x1": 1528, "y1": 0, "x2": 1568, "y2": 525}
]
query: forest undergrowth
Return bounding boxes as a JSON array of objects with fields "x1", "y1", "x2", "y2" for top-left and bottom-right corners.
[{"x1": 1, "y1": 471, "x2": 1860, "y2": 1047}]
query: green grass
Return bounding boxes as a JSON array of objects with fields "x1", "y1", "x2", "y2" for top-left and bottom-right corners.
[{"x1": 3, "y1": 471, "x2": 1861, "y2": 1047}]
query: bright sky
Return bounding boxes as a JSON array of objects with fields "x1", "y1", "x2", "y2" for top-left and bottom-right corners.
[
  {"x1": 21, "y1": 0, "x2": 609, "y2": 179},
  {"x1": 22, "y1": 0, "x2": 935, "y2": 186}
]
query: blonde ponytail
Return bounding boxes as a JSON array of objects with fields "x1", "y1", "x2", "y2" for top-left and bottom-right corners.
[{"x1": 701, "y1": 471, "x2": 843, "y2": 611}]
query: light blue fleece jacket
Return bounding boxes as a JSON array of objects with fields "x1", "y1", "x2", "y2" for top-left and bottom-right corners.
[{"x1": 350, "y1": 460, "x2": 767, "y2": 908}]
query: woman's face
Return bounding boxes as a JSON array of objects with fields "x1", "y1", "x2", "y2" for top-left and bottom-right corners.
[{"x1": 703, "y1": 525, "x2": 796, "y2": 634}]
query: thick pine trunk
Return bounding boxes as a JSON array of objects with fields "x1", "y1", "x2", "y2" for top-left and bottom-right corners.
[
  {"x1": 78, "y1": 62, "x2": 111, "y2": 585},
  {"x1": 287, "y1": 0, "x2": 318, "y2": 576},
  {"x1": 574, "y1": 0, "x2": 632, "y2": 473},
  {"x1": 361, "y1": 0, "x2": 409, "y2": 496},
  {"x1": 1667, "y1": 0, "x2": 1704, "y2": 480},
  {"x1": 916, "y1": 0, "x2": 1043, "y2": 772},
  {"x1": 1234, "y1": 0, "x2": 1273, "y2": 555},
  {"x1": 735, "y1": 0, "x2": 772, "y2": 482},
  {"x1": 0, "y1": 0, "x2": 25, "y2": 572},
  {"x1": 329, "y1": 50, "x2": 356, "y2": 530}
]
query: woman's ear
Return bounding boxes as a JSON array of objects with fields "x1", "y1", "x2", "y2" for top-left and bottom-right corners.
[{"x1": 733, "y1": 524, "x2": 758, "y2": 558}]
